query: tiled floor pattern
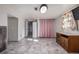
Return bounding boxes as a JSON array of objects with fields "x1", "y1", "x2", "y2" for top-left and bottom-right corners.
[{"x1": 1, "y1": 38, "x2": 67, "y2": 54}]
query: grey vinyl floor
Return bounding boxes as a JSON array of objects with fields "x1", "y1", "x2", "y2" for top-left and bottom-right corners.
[{"x1": 1, "y1": 38, "x2": 67, "y2": 54}]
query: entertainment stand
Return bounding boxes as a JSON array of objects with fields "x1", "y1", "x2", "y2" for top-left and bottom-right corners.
[{"x1": 56, "y1": 32, "x2": 79, "y2": 53}]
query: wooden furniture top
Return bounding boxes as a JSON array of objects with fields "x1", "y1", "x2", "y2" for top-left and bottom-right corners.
[{"x1": 57, "y1": 31, "x2": 79, "y2": 36}]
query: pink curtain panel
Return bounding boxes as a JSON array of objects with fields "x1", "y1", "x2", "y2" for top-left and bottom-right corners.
[{"x1": 39, "y1": 19, "x2": 54, "y2": 38}]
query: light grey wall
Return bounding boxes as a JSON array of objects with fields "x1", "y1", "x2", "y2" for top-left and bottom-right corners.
[
  {"x1": 0, "y1": 5, "x2": 25, "y2": 41},
  {"x1": 0, "y1": 12, "x2": 24, "y2": 41},
  {"x1": 0, "y1": 4, "x2": 77, "y2": 41},
  {"x1": 55, "y1": 17, "x2": 63, "y2": 32},
  {"x1": 33, "y1": 21, "x2": 38, "y2": 38},
  {"x1": 53, "y1": 20, "x2": 56, "y2": 37},
  {"x1": 0, "y1": 12, "x2": 7, "y2": 26},
  {"x1": 37, "y1": 19, "x2": 40, "y2": 37},
  {"x1": 18, "y1": 17, "x2": 25, "y2": 41}
]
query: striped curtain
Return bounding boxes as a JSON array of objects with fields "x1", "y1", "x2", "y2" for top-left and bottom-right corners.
[{"x1": 39, "y1": 19, "x2": 54, "y2": 38}]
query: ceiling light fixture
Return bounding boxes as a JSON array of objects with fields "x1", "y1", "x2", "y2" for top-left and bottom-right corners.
[{"x1": 40, "y1": 4, "x2": 48, "y2": 14}]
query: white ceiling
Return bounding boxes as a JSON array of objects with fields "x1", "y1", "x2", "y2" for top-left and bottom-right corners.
[{"x1": 0, "y1": 4, "x2": 78, "y2": 19}]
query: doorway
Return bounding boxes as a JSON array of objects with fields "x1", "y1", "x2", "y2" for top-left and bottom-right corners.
[
  {"x1": 27, "y1": 21, "x2": 33, "y2": 38},
  {"x1": 8, "y1": 17, "x2": 18, "y2": 41},
  {"x1": 25, "y1": 20, "x2": 38, "y2": 38}
]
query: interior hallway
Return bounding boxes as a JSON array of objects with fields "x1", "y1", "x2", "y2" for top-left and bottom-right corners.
[{"x1": 1, "y1": 38, "x2": 67, "y2": 54}]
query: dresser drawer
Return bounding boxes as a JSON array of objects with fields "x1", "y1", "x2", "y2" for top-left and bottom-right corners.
[{"x1": 64, "y1": 38, "x2": 68, "y2": 50}]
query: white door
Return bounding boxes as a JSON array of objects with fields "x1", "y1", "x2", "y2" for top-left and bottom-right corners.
[
  {"x1": 8, "y1": 17, "x2": 18, "y2": 41},
  {"x1": 33, "y1": 21, "x2": 37, "y2": 38}
]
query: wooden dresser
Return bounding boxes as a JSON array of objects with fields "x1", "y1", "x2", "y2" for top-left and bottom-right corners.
[{"x1": 56, "y1": 32, "x2": 79, "y2": 53}]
